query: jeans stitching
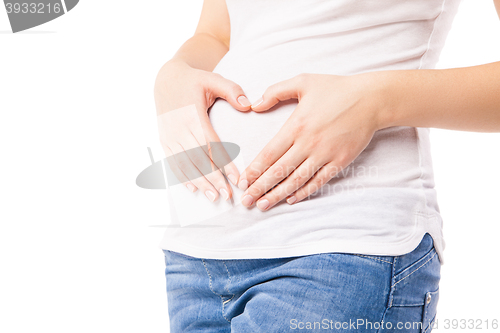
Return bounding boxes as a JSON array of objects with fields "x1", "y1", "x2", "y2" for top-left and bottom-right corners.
[
  {"x1": 423, "y1": 289, "x2": 439, "y2": 332},
  {"x1": 390, "y1": 256, "x2": 397, "y2": 307},
  {"x1": 222, "y1": 261, "x2": 235, "y2": 306},
  {"x1": 352, "y1": 254, "x2": 393, "y2": 265},
  {"x1": 392, "y1": 251, "x2": 437, "y2": 288},
  {"x1": 201, "y1": 259, "x2": 232, "y2": 323},
  {"x1": 376, "y1": 256, "x2": 398, "y2": 333},
  {"x1": 394, "y1": 246, "x2": 434, "y2": 277}
]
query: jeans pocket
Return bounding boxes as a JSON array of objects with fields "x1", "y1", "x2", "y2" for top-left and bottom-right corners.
[
  {"x1": 381, "y1": 245, "x2": 441, "y2": 332},
  {"x1": 391, "y1": 246, "x2": 440, "y2": 307},
  {"x1": 422, "y1": 288, "x2": 439, "y2": 333}
]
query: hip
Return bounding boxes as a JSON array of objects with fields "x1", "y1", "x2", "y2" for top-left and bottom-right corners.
[{"x1": 162, "y1": 233, "x2": 440, "y2": 333}]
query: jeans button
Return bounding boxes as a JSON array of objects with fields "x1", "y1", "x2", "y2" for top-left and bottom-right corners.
[{"x1": 426, "y1": 294, "x2": 432, "y2": 304}]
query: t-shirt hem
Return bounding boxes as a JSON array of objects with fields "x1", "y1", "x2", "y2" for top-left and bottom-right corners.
[{"x1": 158, "y1": 230, "x2": 442, "y2": 263}]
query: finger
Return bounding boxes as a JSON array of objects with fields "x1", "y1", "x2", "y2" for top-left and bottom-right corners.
[
  {"x1": 240, "y1": 145, "x2": 307, "y2": 207},
  {"x1": 177, "y1": 103, "x2": 235, "y2": 199},
  {"x1": 206, "y1": 141, "x2": 241, "y2": 197},
  {"x1": 169, "y1": 141, "x2": 221, "y2": 202},
  {"x1": 206, "y1": 74, "x2": 252, "y2": 112},
  {"x1": 162, "y1": 144, "x2": 198, "y2": 193},
  {"x1": 237, "y1": 120, "x2": 296, "y2": 191},
  {"x1": 286, "y1": 161, "x2": 343, "y2": 204},
  {"x1": 251, "y1": 74, "x2": 307, "y2": 112},
  {"x1": 255, "y1": 158, "x2": 324, "y2": 211},
  {"x1": 180, "y1": 134, "x2": 234, "y2": 202},
  {"x1": 195, "y1": 141, "x2": 235, "y2": 201},
  {"x1": 192, "y1": 115, "x2": 240, "y2": 188}
]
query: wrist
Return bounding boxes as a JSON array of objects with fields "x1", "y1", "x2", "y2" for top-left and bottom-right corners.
[
  {"x1": 155, "y1": 60, "x2": 191, "y2": 92},
  {"x1": 157, "y1": 59, "x2": 190, "y2": 80},
  {"x1": 364, "y1": 70, "x2": 401, "y2": 131}
]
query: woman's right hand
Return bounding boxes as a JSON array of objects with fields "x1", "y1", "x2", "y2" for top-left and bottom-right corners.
[{"x1": 154, "y1": 60, "x2": 252, "y2": 202}]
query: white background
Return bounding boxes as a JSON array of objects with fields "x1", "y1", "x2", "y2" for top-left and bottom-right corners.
[{"x1": 1, "y1": 1, "x2": 499, "y2": 332}]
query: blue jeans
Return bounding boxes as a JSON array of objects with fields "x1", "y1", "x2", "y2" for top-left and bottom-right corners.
[{"x1": 162, "y1": 233, "x2": 440, "y2": 332}]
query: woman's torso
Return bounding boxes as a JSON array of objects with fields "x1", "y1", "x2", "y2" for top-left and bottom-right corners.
[{"x1": 159, "y1": 0, "x2": 462, "y2": 261}]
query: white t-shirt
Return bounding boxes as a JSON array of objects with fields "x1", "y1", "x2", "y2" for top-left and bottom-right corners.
[{"x1": 158, "y1": 0, "x2": 462, "y2": 263}]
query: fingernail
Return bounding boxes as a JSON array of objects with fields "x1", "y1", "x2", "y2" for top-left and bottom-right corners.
[
  {"x1": 205, "y1": 190, "x2": 216, "y2": 202},
  {"x1": 257, "y1": 199, "x2": 269, "y2": 210},
  {"x1": 251, "y1": 97, "x2": 263, "y2": 108},
  {"x1": 186, "y1": 184, "x2": 196, "y2": 192},
  {"x1": 242, "y1": 195, "x2": 253, "y2": 207},
  {"x1": 220, "y1": 188, "x2": 229, "y2": 201},
  {"x1": 227, "y1": 174, "x2": 238, "y2": 186},
  {"x1": 237, "y1": 95, "x2": 251, "y2": 107},
  {"x1": 286, "y1": 196, "x2": 297, "y2": 204},
  {"x1": 238, "y1": 179, "x2": 249, "y2": 191}
]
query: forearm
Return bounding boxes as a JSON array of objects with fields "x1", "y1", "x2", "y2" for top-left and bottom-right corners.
[
  {"x1": 159, "y1": 32, "x2": 229, "y2": 74},
  {"x1": 375, "y1": 61, "x2": 500, "y2": 132}
]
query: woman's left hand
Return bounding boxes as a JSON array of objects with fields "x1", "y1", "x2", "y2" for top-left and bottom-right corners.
[{"x1": 238, "y1": 72, "x2": 387, "y2": 211}]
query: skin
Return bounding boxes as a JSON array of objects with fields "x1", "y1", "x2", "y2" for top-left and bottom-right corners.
[
  {"x1": 154, "y1": 0, "x2": 251, "y2": 203},
  {"x1": 156, "y1": 0, "x2": 500, "y2": 210},
  {"x1": 237, "y1": 1, "x2": 500, "y2": 211}
]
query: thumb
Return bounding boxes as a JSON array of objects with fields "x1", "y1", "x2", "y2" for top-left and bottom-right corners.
[
  {"x1": 207, "y1": 74, "x2": 252, "y2": 112},
  {"x1": 251, "y1": 74, "x2": 305, "y2": 112}
]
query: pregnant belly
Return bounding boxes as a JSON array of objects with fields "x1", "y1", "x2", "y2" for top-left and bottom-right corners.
[
  {"x1": 208, "y1": 97, "x2": 298, "y2": 170},
  {"x1": 208, "y1": 52, "x2": 305, "y2": 169},
  {"x1": 209, "y1": 51, "x2": 424, "y2": 192}
]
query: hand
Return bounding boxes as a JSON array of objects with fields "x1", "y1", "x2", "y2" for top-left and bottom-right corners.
[
  {"x1": 237, "y1": 72, "x2": 384, "y2": 211},
  {"x1": 155, "y1": 60, "x2": 252, "y2": 202}
]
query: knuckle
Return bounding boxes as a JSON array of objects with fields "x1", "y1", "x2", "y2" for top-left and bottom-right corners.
[
  {"x1": 314, "y1": 176, "x2": 327, "y2": 187},
  {"x1": 310, "y1": 135, "x2": 323, "y2": 147},
  {"x1": 282, "y1": 181, "x2": 297, "y2": 195},
  {"x1": 337, "y1": 154, "x2": 351, "y2": 168},
  {"x1": 248, "y1": 185, "x2": 265, "y2": 198},
  {"x1": 291, "y1": 173, "x2": 304, "y2": 185},
  {"x1": 307, "y1": 182, "x2": 322, "y2": 196},
  {"x1": 327, "y1": 166, "x2": 341, "y2": 179},
  {"x1": 272, "y1": 165, "x2": 285, "y2": 178},
  {"x1": 290, "y1": 122, "x2": 306, "y2": 137},
  {"x1": 307, "y1": 175, "x2": 322, "y2": 189},
  {"x1": 260, "y1": 149, "x2": 275, "y2": 163},
  {"x1": 263, "y1": 84, "x2": 282, "y2": 101},
  {"x1": 267, "y1": 191, "x2": 281, "y2": 203},
  {"x1": 229, "y1": 82, "x2": 242, "y2": 93},
  {"x1": 246, "y1": 166, "x2": 261, "y2": 181},
  {"x1": 189, "y1": 154, "x2": 203, "y2": 167},
  {"x1": 263, "y1": 84, "x2": 277, "y2": 97},
  {"x1": 176, "y1": 160, "x2": 188, "y2": 170}
]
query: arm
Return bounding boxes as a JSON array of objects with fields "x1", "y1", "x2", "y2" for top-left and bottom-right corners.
[
  {"x1": 155, "y1": 0, "x2": 251, "y2": 114},
  {"x1": 155, "y1": 0, "x2": 251, "y2": 203},
  {"x1": 236, "y1": 3, "x2": 500, "y2": 210},
  {"x1": 374, "y1": 1, "x2": 500, "y2": 133},
  {"x1": 161, "y1": 0, "x2": 230, "y2": 72},
  {"x1": 238, "y1": 63, "x2": 500, "y2": 210},
  {"x1": 374, "y1": 62, "x2": 500, "y2": 133}
]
